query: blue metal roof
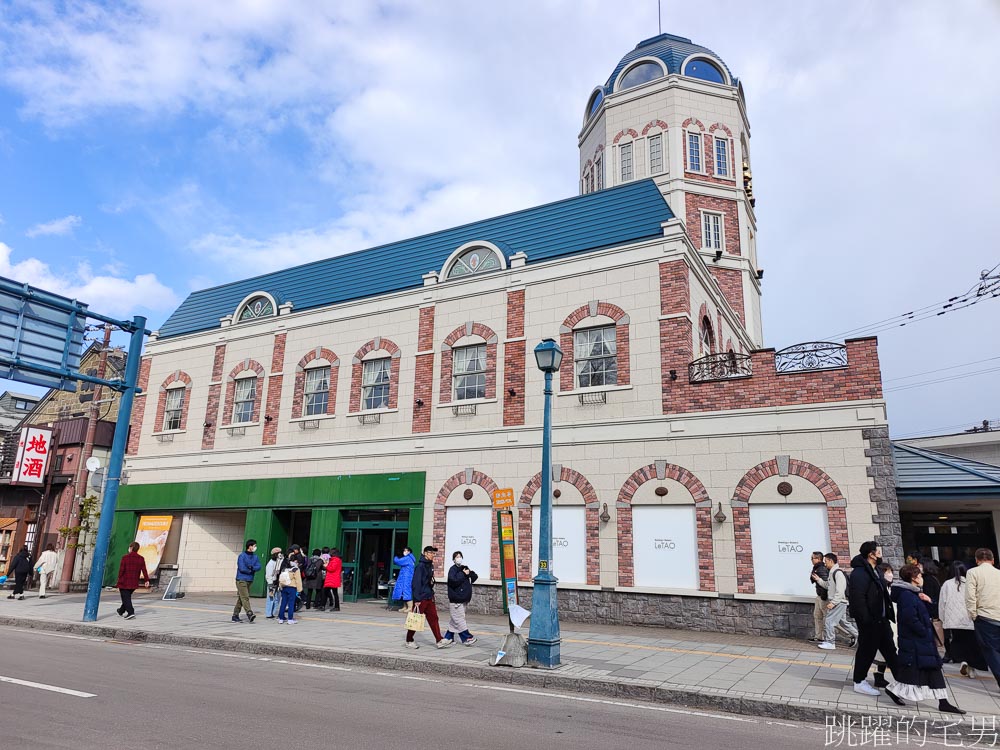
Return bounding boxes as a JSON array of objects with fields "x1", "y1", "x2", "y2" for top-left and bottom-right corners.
[
  {"x1": 604, "y1": 33, "x2": 736, "y2": 93},
  {"x1": 893, "y1": 443, "x2": 1000, "y2": 497},
  {"x1": 158, "y1": 179, "x2": 674, "y2": 339}
]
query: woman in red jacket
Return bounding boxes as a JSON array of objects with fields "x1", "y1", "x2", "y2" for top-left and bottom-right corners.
[
  {"x1": 116, "y1": 542, "x2": 150, "y2": 620},
  {"x1": 322, "y1": 549, "x2": 342, "y2": 612}
]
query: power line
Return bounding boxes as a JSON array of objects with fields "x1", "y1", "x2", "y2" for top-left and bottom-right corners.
[
  {"x1": 884, "y1": 355, "x2": 1000, "y2": 383},
  {"x1": 893, "y1": 420, "x2": 995, "y2": 439},
  {"x1": 884, "y1": 366, "x2": 1000, "y2": 393}
]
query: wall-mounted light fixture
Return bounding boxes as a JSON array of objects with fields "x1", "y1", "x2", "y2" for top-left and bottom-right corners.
[
  {"x1": 669, "y1": 369, "x2": 677, "y2": 381},
  {"x1": 756, "y1": 268, "x2": 764, "y2": 280},
  {"x1": 508, "y1": 388, "x2": 517, "y2": 397},
  {"x1": 713, "y1": 502, "x2": 727, "y2": 524},
  {"x1": 203, "y1": 421, "x2": 213, "y2": 428},
  {"x1": 600, "y1": 503, "x2": 611, "y2": 523},
  {"x1": 713, "y1": 250, "x2": 723, "y2": 262},
  {"x1": 415, "y1": 398, "x2": 424, "y2": 407},
  {"x1": 264, "y1": 415, "x2": 273, "y2": 422}
]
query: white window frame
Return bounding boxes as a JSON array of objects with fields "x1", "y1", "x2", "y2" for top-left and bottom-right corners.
[
  {"x1": 232, "y1": 376, "x2": 257, "y2": 424},
  {"x1": 595, "y1": 155, "x2": 604, "y2": 190},
  {"x1": 619, "y1": 142, "x2": 633, "y2": 182},
  {"x1": 648, "y1": 133, "x2": 663, "y2": 175},
  {"x1": 686, "y1": 131, "x2": 703, "y2": 173},
  {"x1": 714, "y1": 136, "x2": 730, "y2": 178},
  {"x1": 452, "y1": 343, "x2": 487, "y2": 401},
  {"x1": 361, "y1": 357, "x2": 391, "y2": 411},
  {"x1": 701, "y1": 211, "x2": 724, "y2": 251},
  {"x1": 303, "y1": 365, "x2": 331, "y2": 417},
  {"x1": 700, "y1": 317, "x2": 715, "y2": 354},
  {"x1": 163, "y1": 386, "x2": 185, "y2": 431},
  {"x1": 574, "y1": 325, "x2": 618, "y2": 388}
]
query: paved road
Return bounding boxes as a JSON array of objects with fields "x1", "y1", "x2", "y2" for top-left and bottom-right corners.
[{"x1": 0, "y1": 628, "x2": 826, "y2": 749}]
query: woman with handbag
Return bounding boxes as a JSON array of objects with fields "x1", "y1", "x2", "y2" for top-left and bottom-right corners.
[
  {"x1": 277, "y1": 547, "x2": 300, "y2": 625},
  {"x1": 939, "y1": 561, "x2": 988, "y2": 678},
  {"x1": 264, "y1": 547, "x2": 283, "y2": 619}
]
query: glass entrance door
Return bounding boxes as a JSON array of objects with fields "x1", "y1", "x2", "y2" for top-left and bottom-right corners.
[{"x1": 340, "y1": 510, "x2": 409, "y2": 603}]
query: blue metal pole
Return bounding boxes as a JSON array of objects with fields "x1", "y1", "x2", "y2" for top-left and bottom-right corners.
[
  {"x1": 83, "y1": 316, "x2": 146, "y2": 622},
  {"x1": 527, "y1": 368, "x2": 561, "y2": 667}
]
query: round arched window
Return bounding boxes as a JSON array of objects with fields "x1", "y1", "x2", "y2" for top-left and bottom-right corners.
[
  {"x1": 237, "y1": 295, "x2": 275, "y2": 321},
  {"x1": 619, "y1": 61, "x2": 665, "y2": 91},
  {"x1": 445, "y1": 248, "x2": 502, "y2": 280},
  {"x1": 587, "y1": 90, "x2": 604, "y2": 119},
  {"x1": 683, "y1": 59, "x2": 726, "y2": 84}
]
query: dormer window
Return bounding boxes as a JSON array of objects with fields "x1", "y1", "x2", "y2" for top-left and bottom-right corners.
[
  {"x1": 235, "y1": 294, "x2": 276, "y2": 322},
  {"x1": 683, "y1": 58, "x2": 726, "y2": 85},
  {"x1": 442, "y1": 243, "x2": 506, "y2": 281},
  {"x1": 618, "y1": 61, "x2": 665, "y2": 92}
]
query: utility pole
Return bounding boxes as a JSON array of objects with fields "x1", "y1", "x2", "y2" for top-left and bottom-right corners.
[{"x1": 58, "y1": 323, "x2": 113, "y2": 593}]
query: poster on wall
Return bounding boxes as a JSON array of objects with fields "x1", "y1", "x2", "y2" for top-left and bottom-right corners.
[
  {"x1": 445, "y1": 506, "x2": 491, "y2": 577},
  {"x1": 749, "y1": 504, "x2": 829, "y2": 597},
  {"x1": 134, "y1": 515, "x2": 173, "y2": 575},
  {"x1": 632, "y1": 506, "x2": 699, "y2": 589},
  {"x1": 10, "y1": 426, "x2": 53, "y2": 486},
  {"x1": 531, "y1": 506, "x2": 586, "y2": 584}
]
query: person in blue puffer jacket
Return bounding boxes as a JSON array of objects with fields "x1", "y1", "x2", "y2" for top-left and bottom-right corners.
[
  {"x1": 233, "y1": 539, "x2": 261, "y2": 623},
  {"x1": 393, "y1": 547, "x2": 416, "y2": 612}
]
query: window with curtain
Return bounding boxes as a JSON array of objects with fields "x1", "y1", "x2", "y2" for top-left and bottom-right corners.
[
  {"x1": 575, "y1": 326, "x2": 617, "y2": 388},
  {"x1": 304, "y1": 366, "x2": 330, "y2": 416},
  {"x1": 362, "y1": 358, "x2": 391, "y2": 410}
]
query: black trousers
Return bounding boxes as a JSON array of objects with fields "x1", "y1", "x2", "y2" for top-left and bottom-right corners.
[
  {"x1": 853, "y1": 620, "x2": 898, "y2": 684},
  {"x1": 304, "y1": 588, "x2": 324, "y2": 608},
  {"x1": 323, "y1": 586, "x2": 340, "y2": 609},
  {"x1": 12, "y1": 572, "x2": 28, "y2": 595},
  {"x1": 117, "y1": 588, "x2": 135, "y2": 616}
]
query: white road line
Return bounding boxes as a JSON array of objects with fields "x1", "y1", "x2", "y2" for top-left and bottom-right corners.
[
  {"x1": 0, "y1": 675, "x2": 96, "y2": 698},
  {"x1": 12, "y1": 629, "x2": 102, "y2": 642}
]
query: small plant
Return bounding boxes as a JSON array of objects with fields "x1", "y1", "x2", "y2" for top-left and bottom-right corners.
[{"x1": 58, "y1": 494, "x2": 101, "y2": 550}]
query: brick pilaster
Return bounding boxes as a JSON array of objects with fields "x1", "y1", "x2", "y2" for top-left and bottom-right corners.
[
  {"x1": 202, "y1": 344, "x2": 226, "y2": 449},
  {"x1": 503, "y1": 289, "x2": 525, "y2": 426},
  {"x1": 126, "y1": 356, "x2": 152, "y2": 455},
  {"x1": 412, "y1": 307, "x2": 435, "y2": 433},
  {"x1": 262, "y1": 333, "x2": 286, "y2": 446}
]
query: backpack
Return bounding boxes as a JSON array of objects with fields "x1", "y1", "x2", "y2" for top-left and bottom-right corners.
[{"x1": 305, "y1": 557, "x2": 321, "y2": 581}]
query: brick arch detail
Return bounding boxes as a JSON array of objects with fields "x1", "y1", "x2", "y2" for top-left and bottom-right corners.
[
  {"x1": 155, "y1": 370, "x2": 193, "y2": 432},
  {"x1": 558, "y1": 302, "x2": 631, "y2": 392},
  {"x1": 291, "y1": 347, "x2": 340, "y2": 419},
  {"x1": 616, "y1": 463, "x2": 716, "y2": 591},
  {"x1": 583, "y1": 158, "x2": 593, "y2": 170},
  {"x1": 612, "y1": 128, "x2": 639, "y2": 145},
  {"x1": 432, "y1": 470, "x2": 501, "y2": 578},
  {"x1": 708, "y1": 122, "x2": 734, "y2": 138},
  {"x1": 350, "y1": 337, "x2": 401, "y2": 412},
  {"x1": 517, "y1": 466, "x2": 600, "y2": 585},
  {"x1": 697, "y1": 303, "x2": 715, "y2": 354},
  {"x1": 682, "y1": 117, "x2": 706, "y2": 131},
  {"x1": 222, "y1": 359, "x2": 266, "y2": 426},
  {"x1": 731, "y1": 459, "x2": 849, "y2": 594},
  {"x1": 641, "y1": 119, "x2": 669, "y2": 135},
  {"x1": 439, "y1": 323, "x2": 498, "y2": 405}
]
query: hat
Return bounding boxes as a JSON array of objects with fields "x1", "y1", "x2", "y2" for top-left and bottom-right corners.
[
  {"x1": 423, "y1": 545, "x2": 438, "y2": 553},
  {"x1": 270, "y1": 547, "x2": 282, "y2": 555}
]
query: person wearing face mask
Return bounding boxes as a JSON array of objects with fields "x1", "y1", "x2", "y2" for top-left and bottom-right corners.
[
  {"x1": 848, "y1": 541, "x2": 903, "y2": 700},
  {"x1": 233, "y1": 539, "x2": 261, "y2": 623},
  {"x1": 392, "y1": 547, "x2": 416, "y2": 613},
  {"x1": 264, "y1": 547, "x2": 284, "y2": 619},
  {"x1": 443, "y1": 551, "x2": 479, "y2": 646}
]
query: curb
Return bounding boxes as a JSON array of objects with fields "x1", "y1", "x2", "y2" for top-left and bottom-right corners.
[{"x1": 0, "y1": 614, "x2": 951, "y2": 726}]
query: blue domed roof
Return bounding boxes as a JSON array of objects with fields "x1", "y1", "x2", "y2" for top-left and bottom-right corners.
[{"x1": 604, "y1": 33, "x2": 735, "y2": 92}]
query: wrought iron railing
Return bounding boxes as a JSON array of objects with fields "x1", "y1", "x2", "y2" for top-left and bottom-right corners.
[
  {"x1": 689, "y1": 352, "x2": 753, "y2": 383},
  {"x1": 774, "y1": 342, "x2": 848, "y2": 373}
]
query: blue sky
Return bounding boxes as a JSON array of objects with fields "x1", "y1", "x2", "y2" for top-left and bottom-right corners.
[{"x1": 0, "y1": 1, "x2": 998, "y2": 437}]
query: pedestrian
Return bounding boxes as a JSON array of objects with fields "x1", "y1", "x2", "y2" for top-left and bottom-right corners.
[
  {"x1": 233, "y1": 539, "x2": 261, "y2": 623},
  {"x1": 287, "y1": 544, "x2": 306, "y2": 608},
  {"x1": 848, "y1": 541, "x2": 904, "y2": 701},
  {"x1": 6, "y1": 546, "x2": 32, "y2": 600},
  {"x1": 265, "y1": 547, "x2": 283, "y2": 619},
  {"x1": 940, "y1": 561, "x2": 987, "y2": 679},
  {"x1": 919, "y1": 557, "x2": 944, "y2": 654},
  {"x1": 116, "y1": 541, "x2": 150, "y2": 619},
  {"x1": 36, "y1": 543, "x2": 58, "y2": 599},
  {"x1": 277, "y1": 547, "x2": 301, "y2": 624},
  {"x1": 393, "y1": 546, "x2": 416, "y2": 612},
  {"x1": 323, "y1": 548, "x2": 342, "y2": 612},
  {"x1": 871, "y1": 562, "x2": 897, "y2": 688},
  {"x1": 817, "y1": 553, "x2": 857, "y2": 650},
  {"x1": 808, "y1": 551, "x2": 829, "y2": 643},
  {"x1": 886, "y1": 564, "x2": 965, "y2": 713},
  {"x1": 965, "y1": 547, "x2": 1000, "y2": 690},
  {"x1": 404, "y1": 545, "x2": 451, "y2": 650},
  {"x1": 303, "y1": 548, "x2": 326, "y2": 610},
  {"x1": 443, "y1": 551, "x2": 479, "y2": 645}
]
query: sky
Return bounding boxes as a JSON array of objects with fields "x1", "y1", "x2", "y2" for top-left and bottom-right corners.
[{"x1": 0, "y1": 1, "x2": 997, "y2": 438}]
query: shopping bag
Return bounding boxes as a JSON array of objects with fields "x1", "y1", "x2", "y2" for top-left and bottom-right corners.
[
  {"x1": 0, "y1": 575, "x2": 7, "y2": 585},
  {"x1": 405, "y1": 605, "x2": 426, "y2": 632}
]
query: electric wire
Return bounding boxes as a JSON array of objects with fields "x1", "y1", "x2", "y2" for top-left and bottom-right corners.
[
  {"x1": 884, "y1": 366, "x2": 1000, "y2": 393},
  {"x1": 883, "y1": 355, "x2": 1000, "y2": 383}
]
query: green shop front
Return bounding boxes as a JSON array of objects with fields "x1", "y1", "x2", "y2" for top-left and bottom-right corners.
[{"x1": 106, "y1": 472, "x2": 425, "y2": 600}]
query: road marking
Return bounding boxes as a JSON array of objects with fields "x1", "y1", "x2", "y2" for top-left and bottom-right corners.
[
  {"x1": 12, "y1": 629, "x2": 102, "y2": 643},
  {"x1": 0, "y1": 675, "x2": 95, "y2": 698}
]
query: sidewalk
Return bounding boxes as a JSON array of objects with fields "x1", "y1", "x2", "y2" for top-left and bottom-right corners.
[{"x1": 2, "y1": 590, "x2": 999, "y2": 724}]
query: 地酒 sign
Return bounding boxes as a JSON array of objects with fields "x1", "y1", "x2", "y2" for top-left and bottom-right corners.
[
  {"x1": 11, "y1": 426, "x2": 53, "y2": 486},
  {"x1": 492, "y1": 487, "x2": 515, "y2": 509}
]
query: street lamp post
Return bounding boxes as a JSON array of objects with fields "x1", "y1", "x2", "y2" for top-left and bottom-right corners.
[{"x1": 527, "y1": 337, "x2": 563, "y2": 668}]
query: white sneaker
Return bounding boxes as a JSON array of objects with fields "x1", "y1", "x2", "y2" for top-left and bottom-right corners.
[
  {"x1": 404, "y1": 641, "x2": 419, "y2": 649},
  {"x1": 817, "y1": 641, "x2": 835, "y2": 650},
  {"x1": 854, "y1": 681, "x2": 880, "y2": 696},
  {"x1": 436, "y1": 639, "x2": 455, "y2": 649}
]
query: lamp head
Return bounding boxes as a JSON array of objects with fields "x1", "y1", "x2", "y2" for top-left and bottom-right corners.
[{"x1": 533, "y1": 338, "x2": 564, "y2": 374}]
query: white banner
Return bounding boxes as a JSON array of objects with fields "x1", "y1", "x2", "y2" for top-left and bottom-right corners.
[
  {"x1": 531, "y1": 506, "x2": 586, "y2": 584},
  {"x1": 11, "y1": 426, "x2": 53, "y2": 487},
  {"x1": 750, "y1": 504, "x2": 830, "y2": 597},
  {"x1": 632, "y1": 506, "x2": 699, "y2": 589},
  {"x1": 444, "y1": 506, "x2": 491, "y2": 578}
]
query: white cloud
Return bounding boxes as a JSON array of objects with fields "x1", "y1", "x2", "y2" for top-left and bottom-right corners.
[
  {"x1": 25, "y1": 214, "x2": 82, "y2": 238},
  {"x1": 0, "y1": 241, "x2": 179, "y2": 318}
]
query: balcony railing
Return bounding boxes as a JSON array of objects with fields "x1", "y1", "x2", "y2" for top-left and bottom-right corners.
[
  {"x1": 689, "y1": 352, "x2": 753, "y2": 383},
  {"x1": 774, "y1": 342, "x2": 848, "y2": 373}
]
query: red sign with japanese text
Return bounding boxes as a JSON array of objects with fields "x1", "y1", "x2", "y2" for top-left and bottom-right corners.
[{"x1": 11, "y1": 426, "x2": 53, "y2": 487}]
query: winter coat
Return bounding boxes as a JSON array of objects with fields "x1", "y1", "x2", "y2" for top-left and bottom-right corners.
[
  {"x1": 848, "y1": 554, "x2": 895, "y2": 627},
  {"x1": 939, "y1": 577, "x2": 974, "y2": 630},
  {"x1": 323, "y1": 556, "x2": 343, "y2": 589},
  {"x1": 826, "y1": 565, "x2": 850, "y2": 605},
  {"x1": 8, "y1": 550, "x2": 32, "y2": 576},
  {"x1": 235, "y1": 551, "x2": 261, "y2": 582},
  {"x1": 116, "y1": 551, "x2": 150, "y2": 590},
  {"x1": 37, "y1": 549, "x2": 58, "y2": 574},
  {"x1": 265, "y1": 556, "x2": 283, "y2": 587},
  {"x1": 411, "y1": 555, "x2": 436, "y2": 602},
  {"x1": 304, "y1": 555, "x2": 326, "y2": 590},
  {"x1": 921, "y1": 571, "x2": 941, "y2": 619},
  {"x1": 392, "y1": 553, "x2": 416, "y2": 601},
  {"x1": 447, "y1": 564, "x2": 478, "y2": 604},
  {"x1": 892, "y1": 580, "x2": 942, "y2": 670},
  {"x1": 811, "y1": 561, "x2": 830, "y2": 599},
  {"x1": 279, "y1": 557, "x2": 303, "y2": 591}
]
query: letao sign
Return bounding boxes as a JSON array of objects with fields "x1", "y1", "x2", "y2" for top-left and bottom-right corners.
[
  {"x1": 134, "y1": 515, "x2": 173, "y2": 574},
  {"x1": 492, "y1": 487, "x2": 515, "y2": 509},
  {"x1": 11, "y1": 426, "x2": 53, "y2": 486}
]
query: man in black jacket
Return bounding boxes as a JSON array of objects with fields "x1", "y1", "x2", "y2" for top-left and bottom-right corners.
[
  {"x1": 848, "y1": 541, "x2": 901, "y2": 699},
  {"x1": 6, "y1": 546, "x2": 33, "y2": 600},
  {"x1": 404, "y1": 546, "x2": 451, "y2": 650},
  {"x1": 443, "y1": 551, "x2": 479, "y2": 645}
]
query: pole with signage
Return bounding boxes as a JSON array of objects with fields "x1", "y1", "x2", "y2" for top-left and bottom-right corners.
[{"x1": 493, "y1": 488, "x2": 518, "y2": 633}]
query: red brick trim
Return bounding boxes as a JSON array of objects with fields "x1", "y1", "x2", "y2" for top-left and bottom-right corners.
[
  {"x1": 558, "y1": 302, "x2": 631, "y2": 392},
  {"x1": 641, "y1": 119, "x2": 669, "y2": 135},
  {"x1": 200, "y1": 344, "x2": 227, "y2": 450},
  {"x1": 612, "y1": 128, "x2": 639, "y2": 145},
  {"x1": 432, "y1": 470, "x2": 501, "y2": 578},
  {"x1": 350, "y1": 337, "x2": 401, "y2": 413},
  {"x1": 732, "y1": 459, "x2": 850, "y2": 594},
  {"x1": 262, "y1": 333, "x2": 287, "y2": 445},
  {"x1": 686, "y1": 194, "x2": 741, "y2": 256},
  {"x1": 709, "y1": 267, "x2": 745, "y2": 326},
  {"x1": 517, "y1": 466, "x2": 600, "y2": 585},
  {"x1": 697, "y1": 304, "x2": 716, "y2": 355},
  {"x1": 154, "y1": 370, "x2": 193, "y2": 433},
  {"x1": 681, "y1": 117, "x2": 706, "y2": 131},
  {"x1": 290, "y1": 347, "x2": 339, "y2": 420},
  {"x1": 222, "y1": 359, "x2": 265, "y2": 427},
  {"x1": 439, "y1": 322, "x2": 498, "y2": 405},
  {"x1": 504, "y1": 289, "x2": 526, "y2": 427},
  {"x1": 126, "y1": 356, "x2": 153, "y2": 455},
  {"x1": 616, "y1": 462, "x2": 716, "y2": 591},
  {"x1": 413, "y1": 307, "x2": 435, "y2": 433}
]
